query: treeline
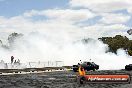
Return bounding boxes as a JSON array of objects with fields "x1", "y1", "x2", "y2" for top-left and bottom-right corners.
[{"x1": 98, "y1": 35, "x2": 132, "y2": 56}]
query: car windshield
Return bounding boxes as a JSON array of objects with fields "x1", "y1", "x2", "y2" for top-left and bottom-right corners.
[{"x1": 91, "y1": 62, "x2": 96, "y2": 65}]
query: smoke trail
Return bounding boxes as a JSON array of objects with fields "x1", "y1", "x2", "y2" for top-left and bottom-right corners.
[{"x1": 0, "y1": 32, "x2": 131, "y2": 70}]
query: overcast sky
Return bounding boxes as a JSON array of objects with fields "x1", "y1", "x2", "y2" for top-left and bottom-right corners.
[{"x1": 0, "y1": 0, "x2": 131, "y2": 40}]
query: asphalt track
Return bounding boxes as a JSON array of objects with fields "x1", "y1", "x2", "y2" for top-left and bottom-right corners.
[{"x1": 0, "y1": 70, "x2": 132, "y2": 88}]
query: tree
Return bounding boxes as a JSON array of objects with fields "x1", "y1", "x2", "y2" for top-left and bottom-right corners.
[
  {"x1": 8, "y1": 32, "x2": 23, "y2": 47},
  {"x1": 99, "y1": 35, "x2": 132, "y2": 56}
]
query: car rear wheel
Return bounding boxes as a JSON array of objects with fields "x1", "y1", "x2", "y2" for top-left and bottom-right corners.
[
  {"x1": 93, "y1": 68, "x2": 95, "y2": 71},
  {"x1": 73, "y1": 68, "x2": 78, "y2": 72}
]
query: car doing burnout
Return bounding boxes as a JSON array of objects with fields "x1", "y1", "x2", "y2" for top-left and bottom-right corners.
[
  {"x1": 125, "y1": 64, "x2": 132, "y2": 70},
  {"x1": 72, "y1": 62, "x2": 99, "y2": 72}
]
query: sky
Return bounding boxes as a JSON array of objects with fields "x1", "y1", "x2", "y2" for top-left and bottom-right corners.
[
  {"x1": 0, "y1": 0, "x2": 131, "y2": 40},
  {"x1": 0, "y1": 0, "x2": 69, "y2": 17},
  {"x1": 0, "y1": 0, "x2": 132, "y2": 67}
]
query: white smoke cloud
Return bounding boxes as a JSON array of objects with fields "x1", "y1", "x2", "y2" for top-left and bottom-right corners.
[{"x1": 0, "y1": 32, "x2": 131, "y2": 70}]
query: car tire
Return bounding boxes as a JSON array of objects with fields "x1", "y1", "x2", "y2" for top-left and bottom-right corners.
[
  {"x1": 93, "y1": 68, "x2": 96, "y2": 71},
  {"x1": 73, "y1": 68, "x2": 78, "y2": 72}
]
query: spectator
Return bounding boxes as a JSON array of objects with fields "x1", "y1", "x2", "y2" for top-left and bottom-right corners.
[
  {"x1": 17, "y1": 59, "x2": 20, "y2": 65},
  {"x1": 14, "y1": 60, "x2": 17, "y2": 65},
  {"x1": 11, "y1": 56, "x2": 14, "y2": 64}
]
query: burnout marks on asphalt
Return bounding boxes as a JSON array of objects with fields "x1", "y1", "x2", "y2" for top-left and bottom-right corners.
[{"x1": 0, "y1": 70, "x2": 131, "y2": 88}]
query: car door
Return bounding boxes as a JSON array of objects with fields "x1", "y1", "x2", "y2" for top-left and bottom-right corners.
[{"x1": 86, "y1": 62, "x2": 91, "y2": 70}]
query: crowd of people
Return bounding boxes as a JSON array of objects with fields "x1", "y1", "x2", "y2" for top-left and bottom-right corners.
[
  {"x1": 11, "y1": 56, "x2": 20, "y2": 65},
  {"x1": 0, "y1": 56, "x2": 21, "y2": 69}
]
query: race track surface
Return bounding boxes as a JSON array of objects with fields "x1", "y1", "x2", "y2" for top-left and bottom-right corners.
[{"x1": 0, "y1": 70, "x2": 132, "y2": 88}]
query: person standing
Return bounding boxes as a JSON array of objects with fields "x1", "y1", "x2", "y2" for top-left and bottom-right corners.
[
  {"x1": 77, "y1": 66, "x2": 86, "y2": 84},
  {"x1": 78, "y1": 66, "x2": 86, "y2": 76},
  {"x1": 11, "y1": 56, "x2": 14, "y2": 64}
]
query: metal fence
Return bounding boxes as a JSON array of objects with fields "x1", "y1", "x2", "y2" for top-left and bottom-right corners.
[
  {"x1": 27, "y1": 61, "x2": 64, "y2": 68},
  {"x1": 0, "y1": 61, "x2": 64, "y2": 69}
]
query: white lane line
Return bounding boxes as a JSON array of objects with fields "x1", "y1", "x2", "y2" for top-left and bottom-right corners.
[{"x1": 0, "y1": 69, "x2": 71, "y2": 75}]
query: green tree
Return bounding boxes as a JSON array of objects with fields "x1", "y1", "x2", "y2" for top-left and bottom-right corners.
[{"x1": 99, "y1": 35, "x2": 132, "y2": 56}]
